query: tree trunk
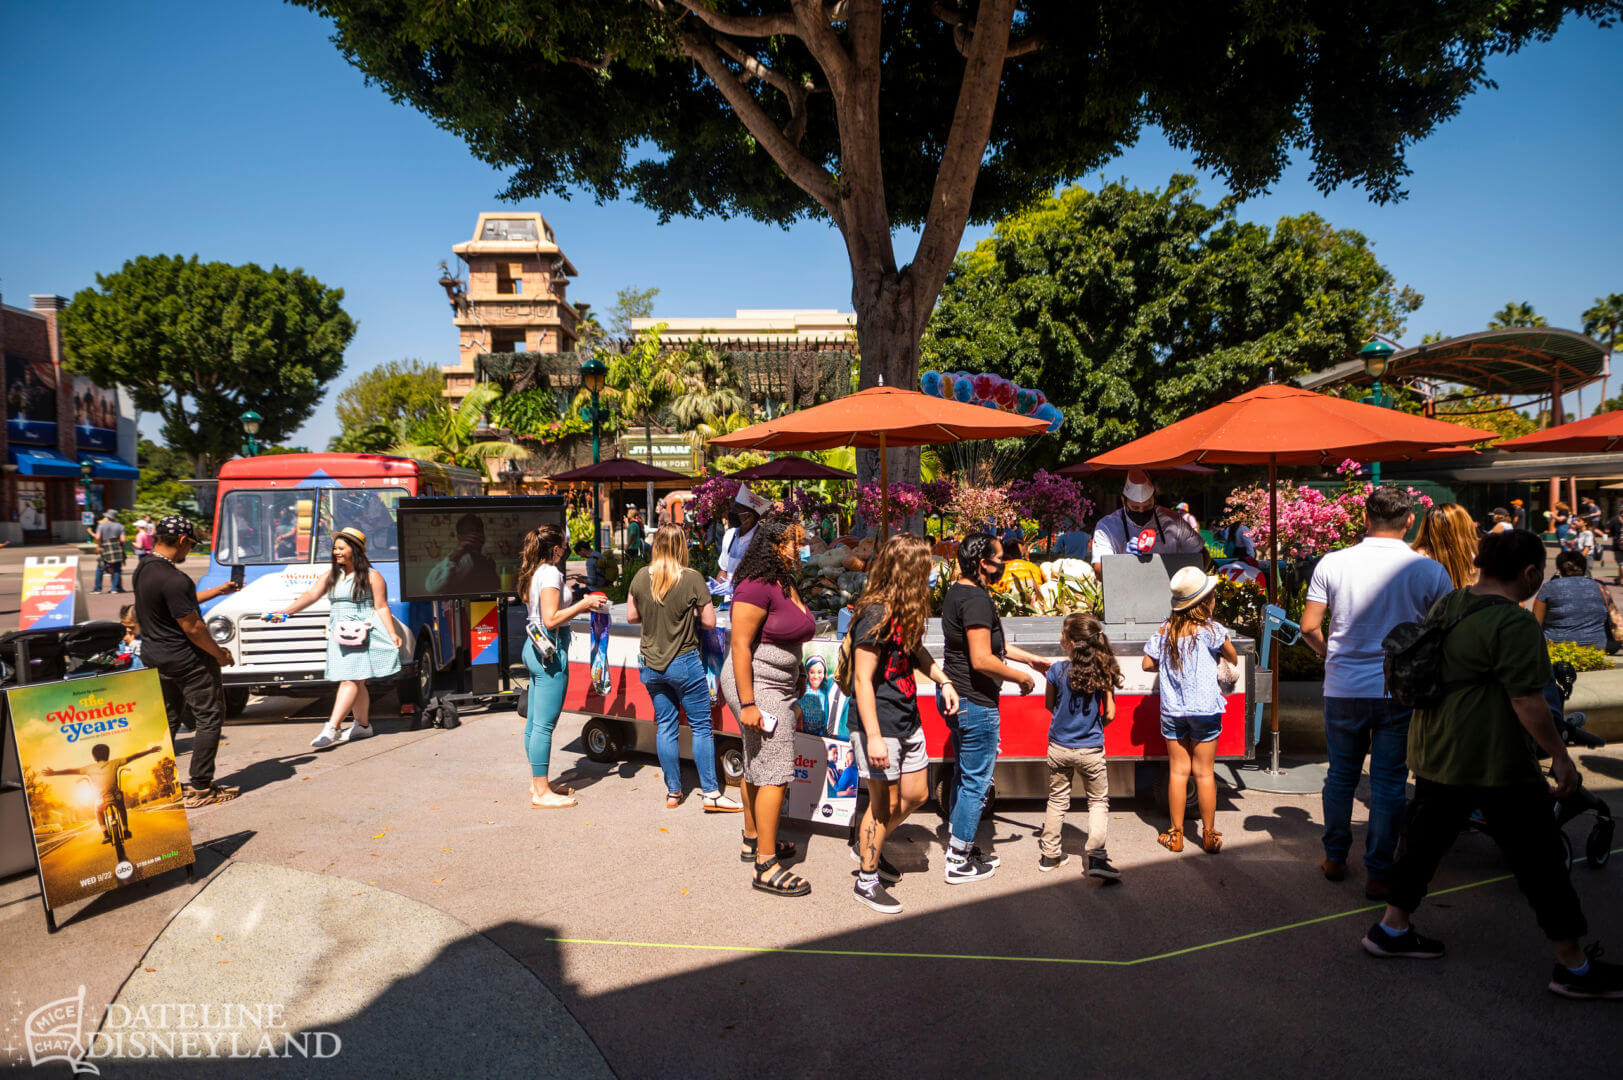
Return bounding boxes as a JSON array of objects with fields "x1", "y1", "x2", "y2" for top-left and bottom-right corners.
[{"x1": 852, "y1": 271, "x2": 925, "y2": 535}]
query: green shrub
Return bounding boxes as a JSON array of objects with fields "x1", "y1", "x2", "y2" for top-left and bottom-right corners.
[{"x1": 1547, "y1": 640, "x2": 1609, "y2": 673}]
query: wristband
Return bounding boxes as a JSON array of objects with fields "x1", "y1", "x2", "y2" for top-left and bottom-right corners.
[{"x1": 740, "y1": 701, "x2": 755, "y2": 708}]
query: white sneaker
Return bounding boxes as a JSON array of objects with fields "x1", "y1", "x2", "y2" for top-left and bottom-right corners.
[
  {"x1": 340, "y1": 723, "x2": 375, "y2": 742},
  {"x1": 310, "y1": 726, "x2": 339, "y2": 748}
]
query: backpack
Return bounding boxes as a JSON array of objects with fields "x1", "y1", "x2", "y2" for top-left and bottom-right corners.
[
  {"x1": 1382, "y1": 593, "x2": 1508, "y2": 709},
  {"x1": 833, "y1": 623, "x2": 857, "y2": 697}
]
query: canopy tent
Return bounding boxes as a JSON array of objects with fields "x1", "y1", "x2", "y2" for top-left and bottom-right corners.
[{"x1": 8, "y1": 447, "x2": 80, "y2": 477}]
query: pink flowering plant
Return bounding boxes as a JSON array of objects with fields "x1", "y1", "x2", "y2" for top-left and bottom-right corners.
[
  {"x1": 1222, "y1": 469, "x2": 1433, "y2": 559},
  {"x1": 946, "y1": 484, "x2": 1020, "y2": 530},
  {"x1": 1008, "y1": 470, "x2": 1094, "y2": 541},
  {"x1": 692, "y1": 474, "x2": 741, "y2": 528},
  {"x1": 855, "y1": 481, "x2": 926, "y2": 526}
]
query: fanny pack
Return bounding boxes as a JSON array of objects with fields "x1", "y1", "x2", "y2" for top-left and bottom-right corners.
[{"x1": 332, "y1": 620, "x2": 371, "y2": 647}]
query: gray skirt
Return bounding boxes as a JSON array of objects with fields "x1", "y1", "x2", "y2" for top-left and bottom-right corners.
[{"x1": 720, "y1": 639, "x2": 804, "y2": 786}]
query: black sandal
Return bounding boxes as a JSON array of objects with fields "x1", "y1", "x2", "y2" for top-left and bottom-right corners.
[
  {"x1": 752, "y1": 855, "x2": 811, "y2": 897},
  {"x1": 740, "y1": 831, "x2": 797, "y2": 863}
]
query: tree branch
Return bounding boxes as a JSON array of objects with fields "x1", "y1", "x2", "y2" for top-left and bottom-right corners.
[
  {"x1": 669, "y1": 0, "x2": 796, "y2": 38},
  {"x1": 788, "y1": 0, "x2": 853, "y2": 85},
  {"x1": 710, "y1": 36, "x2": 819, "y2": 146},
  {"x1": 908, "y1": 0, "x2": 1018, "y2": 337},
  {"x1": 673, "y1": 26, "x2": 839, "y2": 214},
  {"x1": 931, "y1": 0, "x2": 1042, "y2": 60}
]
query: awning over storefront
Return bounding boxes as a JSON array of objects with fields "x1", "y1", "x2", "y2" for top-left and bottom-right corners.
[
  {"x1": 78, "y1": 451, "x2": 139, "y2": 480},
  {"x1": 8, "y1": 447, "x2": 81, "y2": 477}
]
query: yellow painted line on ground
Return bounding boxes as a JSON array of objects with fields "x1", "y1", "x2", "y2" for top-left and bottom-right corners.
[{"x1": 552, "y1": 848, "x2": 1618, "y2": 967}]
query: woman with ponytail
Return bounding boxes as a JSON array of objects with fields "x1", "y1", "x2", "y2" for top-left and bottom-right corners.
[{"x1": 1038, "y1": 613, "x2": 1124, "y2": 881}]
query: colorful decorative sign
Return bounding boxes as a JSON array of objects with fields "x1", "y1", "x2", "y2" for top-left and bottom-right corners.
[
  {"x1": 7, "y1": 668, "x2": 195, "y2": 911},
  {"x1": 469, "y1": 600, "x2": 501, "y2": 665},
  {"x1": 20, "y1": 557, "x2": 86, "y2": 631}
]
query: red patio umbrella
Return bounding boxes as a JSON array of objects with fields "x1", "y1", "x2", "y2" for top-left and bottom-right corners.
[
  {"x1": 711, "y1": 386, "x2": 1048, "y2": 536},
  {"x1": 727, "y1": 458, "x2": 856, "y2": 481},
  {"x1": 1088, "y1": 384, "x2": 1495, "y2": 786},
  {"x1": 550, "y1": 460, "x2": 690, "y2": 551},
  {"x1": 1056, "y1": 462, "x2": 1216, "y2": 478},
  {"x1": 1494, "y1": 411, "x2": 1623, "y2": 454}
]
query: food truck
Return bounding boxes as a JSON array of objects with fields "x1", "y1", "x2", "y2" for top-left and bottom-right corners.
[
  {"x1": 198, "y1": 453, "x2": 484, "y2": 715},
  {"x1": 562, "y1": 547, "x2": 1255, "y2": 823}
]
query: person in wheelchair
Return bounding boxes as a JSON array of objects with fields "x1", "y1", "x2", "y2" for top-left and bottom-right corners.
[{"x1": 43, "y1": 742, "x2": 160, "y2": 843}]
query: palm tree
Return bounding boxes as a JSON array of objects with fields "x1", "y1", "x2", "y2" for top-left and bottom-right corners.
[
  {"x1": 1488, "y1": 301, "x2": 1546, "y2": 329},
  {"x1": 1583, "y1": 293, "x2": 1623, "y2": 411},
  {"x1": 687, "y1": 411, "x2": 753, "y2": 470},
  {"x1": 575, "y1": 328, "x2": 681, "y2": 466},
  {"x1": 669, "y1": 343, "x2": 749, "y2": 429},
  {"x1": 390, "y1": 383, "x2": 525, "y2": 473}
]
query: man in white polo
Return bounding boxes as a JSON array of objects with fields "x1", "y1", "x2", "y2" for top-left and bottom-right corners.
[
  {"x1": 1301, "y1": 487, "x2": 1452, "y2": 899},
  {"x1": 716, "y1": 485, "x2": 769, "y2": 589},
  {"x1": 1090, "y1": 469, "x2": 1203, "y2": 578}
]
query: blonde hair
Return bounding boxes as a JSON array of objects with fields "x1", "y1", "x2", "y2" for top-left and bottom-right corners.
[
  {"x1": 1411, "y1": 502, "x2": 1478, "y2": 588},
  {"x1": 1161, "y1": 596, "x2": 1215, "y2": 674},
  {"x1": 647, "y1": 524, "x2": 689, "y2": 602}
]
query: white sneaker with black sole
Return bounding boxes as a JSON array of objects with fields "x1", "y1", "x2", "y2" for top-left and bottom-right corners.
[
  {"x1": 341, "y1": 723, "x2": 375, "y2": 742},
  {"x1": 849, "y1": 847, "x2": 901, "y2": 883},
  {"x1": 853, "y1": 877, "x2": 903, "y2": 914},
  {"x1": 944, "y1": 851, "x2": 995, "y2": 884}
]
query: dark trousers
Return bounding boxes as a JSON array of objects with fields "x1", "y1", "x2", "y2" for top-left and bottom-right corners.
[
  {"x1": 1389, "y1": 777, "x2": 1587, "y2": 942},
  {"x1": 158, "y1": 658, "x2": 225, "y2": 790}
]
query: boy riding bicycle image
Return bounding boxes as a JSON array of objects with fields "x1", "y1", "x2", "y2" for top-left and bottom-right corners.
[{"x1": 44, "y1": 743, "x2": 160, "y2": 845}]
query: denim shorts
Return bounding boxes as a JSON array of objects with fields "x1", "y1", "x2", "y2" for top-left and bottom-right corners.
[{"x1": 1161, "y1": 713, "x2": 1222, "y2": 744}]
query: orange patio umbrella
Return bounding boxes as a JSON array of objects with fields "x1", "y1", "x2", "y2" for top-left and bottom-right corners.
[
  {"x1": 710, "y1": 386, "x2": 1049, "y2": 536},
  {"x1": 1088, "y1": 384, "x2": 1495, "y2": 787},
  {"x1": 1494, "y1": 411, "x2": 1623, "y2": 454}
]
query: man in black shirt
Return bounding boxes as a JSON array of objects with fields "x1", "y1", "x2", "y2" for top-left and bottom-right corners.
[{"x1": 134, "y1": 516, "x2": 241, "y2": 808}]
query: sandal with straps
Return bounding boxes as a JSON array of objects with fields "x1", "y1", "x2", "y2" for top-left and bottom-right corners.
[
  {"x1": 740, "y1": 831, "x2": 797, "y2": 863},
  {"x1": 1202, "y1": 827, "x2": 1223, "y2": 854},
  {"x1": 752, "y1": 855, "x2": 811, "y2": 897},
  {"x1": 1157, "y1": 826, "x2": 1185, "y2": 853}
]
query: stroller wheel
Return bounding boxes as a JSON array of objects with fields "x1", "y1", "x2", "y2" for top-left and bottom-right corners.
[{"x1": 1586, "y1": 819, "x2": 1615, "y2": 868}]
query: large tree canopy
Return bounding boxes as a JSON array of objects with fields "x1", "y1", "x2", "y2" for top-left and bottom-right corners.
[
  {"x1": 334, "y1": 357, "x2": 444, "y2": 433},
  {"x1": 298, "y1": 0, "x2": 1617, "y2": 482},
  {"x1": 60, "y1": 254, "x2": 355, "y2": 475},
  {"x1": 922, "y1": 177, "x2": 1422, "y2": 462}
]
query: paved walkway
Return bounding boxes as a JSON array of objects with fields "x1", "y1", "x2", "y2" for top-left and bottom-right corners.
[{"x1": 3, "y1": 692, "x2": 1621, "y2": 1076}]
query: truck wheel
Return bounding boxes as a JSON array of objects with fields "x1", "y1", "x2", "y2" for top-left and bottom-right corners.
[
  {"x1": 414, "y1": 639, "x2": 437, "y2": 707},
  {"x1": 933, "y1": 767, "x2": 955, "y2": 821},
  {"x1": 716, "y1": 740, "x2": 745, "y2": 788},
  {"x1": 582, "y1": 717, "x2": 621, "y2": 762},
  {"x1": 1151, "y1": 770, "x2": 1198, "y2": 809},
  {"x1": 223, "y1": 688, "x2": 250, "y2": 718}
]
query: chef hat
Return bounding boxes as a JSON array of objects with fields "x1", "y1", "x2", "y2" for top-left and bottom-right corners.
[
  {"x1": 734, "y1": 485, "x2": 770, "y2": 515},
  {"x1": 1122, "y1": 469, "x2": 1155, "y2": 503}
]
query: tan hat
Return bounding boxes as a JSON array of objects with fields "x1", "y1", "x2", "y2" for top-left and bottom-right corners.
[
  {"x1": 1169, "y1": 565, "x2": 1219, "y2": 612},
  {"x1": 1123, "y1": 469, "x2": 1155, "y2": 502}
]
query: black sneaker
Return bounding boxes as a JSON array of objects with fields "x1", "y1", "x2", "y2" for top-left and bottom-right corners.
[
  {"x1": 1038, "y1": 853, "x2": 1070, "y2": 873},
  {"x1": 970, "y1": 845, "x2": 1000, "y2": 869},
  {"x1": 1361, "y1": 921, "x2": 1445, "y2": 959},
  {"x1": 1086, "y1": 855, "x2": 1122, "y2": 881},
  {"x1": 848, "y1": 846, "x2": 901, "y2": 883},
  {"x1": 944, "y1": 852, "x2": 995, "y2": 884},
  {"x1": 853, "y1": 877, "x2": 903, "y2": 914},
  {"x1": 1549, "y1": 945, "x2": 1623, "y2": 1000}
]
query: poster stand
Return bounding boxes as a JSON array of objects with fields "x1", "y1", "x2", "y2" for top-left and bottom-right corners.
[{"x1": 7, "y1": 638, "x2": 195, "y2": 934}]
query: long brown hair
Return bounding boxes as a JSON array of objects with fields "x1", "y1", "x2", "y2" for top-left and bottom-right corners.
[
  {"x1": 1161, "y1": 596, "x2": 1215, "y2": 674},
  {"x1": 851, "y1": 534, "x2": 932, "y2": 650},
  {"x1": 647, "y1": 524, "x2": 689, "y2": 602},
  {"x1": 517, "y1": 524, "x2": 567, "y2": 602},
  {"x1": 1061, "y1": 613, "x2": 1123, "y2": 696},
  {"x1": 1411, "y1": 502, "x2": 1478, "y2": 588}
]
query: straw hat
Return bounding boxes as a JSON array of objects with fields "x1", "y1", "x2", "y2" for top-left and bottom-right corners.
[
  {"x1": 1169, "y1": 565, "x2": 1219, "y2": 612},
  {"x1": 333, "y1": 526, "x2": 367, "y2": 550}
]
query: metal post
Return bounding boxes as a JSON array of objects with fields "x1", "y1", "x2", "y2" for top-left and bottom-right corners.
[
  {"x1": 590, "y1": 389, "x2": 603, "y2": 551},
  {"x1": 878, "y1": 431, "x2": 890, "y2": 540},
  {"x1": 1370, "y1": 378, "x2": 1382, "y2": 486},
  {"x1": 1268, "y1": 454, "x2": 1281, "y2": 774}
]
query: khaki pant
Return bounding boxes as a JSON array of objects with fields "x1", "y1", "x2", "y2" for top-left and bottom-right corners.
[{"x1": 1040, "y1": 743, "x2": 1109, "y2": 858}]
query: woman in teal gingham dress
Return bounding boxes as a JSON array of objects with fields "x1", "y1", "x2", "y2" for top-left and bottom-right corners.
[{"x1": 277, "y1": 526, "x2": 402, "y2": 748}]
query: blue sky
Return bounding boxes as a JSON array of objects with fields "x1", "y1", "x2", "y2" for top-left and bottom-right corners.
[{"x1": 2, "y1": 1, "x2": 1620, "y2": 453}]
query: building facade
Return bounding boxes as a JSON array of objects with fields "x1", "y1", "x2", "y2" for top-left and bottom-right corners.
[
  {"x1": 439, "y1": 212, "x2": 587, "y2": 410},
  {"x1": 0, "y1": 293, "x2": 139, "y2": 543},
  {"x1": 628, "y1": 308, "x2": 855, "y2": 346}
]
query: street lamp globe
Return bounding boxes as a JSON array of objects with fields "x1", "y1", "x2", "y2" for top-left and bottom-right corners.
[
  {"x1": 240, "y1": 410, "x2": 263, "y2": 436},
  {"x1": 579, "y1": 357, "x2": 608, "y2": 395},
  {"x1": 1359, "y1": 339, "x2": 1395, "y2": 381}
]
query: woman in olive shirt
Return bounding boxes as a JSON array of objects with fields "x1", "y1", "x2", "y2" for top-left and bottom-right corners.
[{"x1": 627, "y1": 525, "x2": 741, "y2": 812}]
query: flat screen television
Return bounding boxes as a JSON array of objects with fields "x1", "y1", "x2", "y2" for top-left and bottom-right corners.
[{"x1": 395, "y1": 495, "x2": 567, "y2": 602}]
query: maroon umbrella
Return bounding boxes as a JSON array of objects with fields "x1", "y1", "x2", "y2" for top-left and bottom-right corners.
[
  {"x1": 550, "y1": 459, "x2": 690, "y2": 551},
  {"x1": 728, "y1": 458, "x2": 855, "y2": 481}
]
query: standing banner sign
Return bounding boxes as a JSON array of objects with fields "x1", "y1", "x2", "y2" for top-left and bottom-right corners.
[
  {"x1": 6, "y1": 669, "x2": 194, "y2": 924},
  {"x1": 784, "y1": 640, "x2": 857, "y2": 827},
  {"x1": 19, "y1": 556, "x2": 88, "y2": 631}
]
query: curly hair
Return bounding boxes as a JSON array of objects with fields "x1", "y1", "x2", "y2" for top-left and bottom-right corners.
[
  {"x1": 733, "y1": 516, "x2": 801, "y2": 597},
  {"x1": 1061, "y1": 613, "x2": 1123, "y2": 696},
  {"x1": 851, "y1": 534, "x2": 933, "y2": 651}
]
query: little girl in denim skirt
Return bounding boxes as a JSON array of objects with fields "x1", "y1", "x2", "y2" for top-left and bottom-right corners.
[{"x1": 1143, "y1": 566, "x2": 1238, "y2": 854}]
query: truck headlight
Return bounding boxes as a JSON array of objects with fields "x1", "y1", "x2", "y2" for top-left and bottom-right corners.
[{"x1": 207, "y1": 616, "x2": 234, "y2": 643}]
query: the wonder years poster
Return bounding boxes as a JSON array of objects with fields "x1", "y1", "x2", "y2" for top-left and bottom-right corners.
[
  {"x1": 784, "y1": 640, "x2": 857, "y2": 827},
  {"x1": 7, "y1": 669, "x2": 194, "y2": 910}
]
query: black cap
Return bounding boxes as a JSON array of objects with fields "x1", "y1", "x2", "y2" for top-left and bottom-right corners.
[{"x1": 155, "y1": 515, "x2": 197, "y2": 542}]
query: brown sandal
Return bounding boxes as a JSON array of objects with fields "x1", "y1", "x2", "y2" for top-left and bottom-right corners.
[
  {"x1": 1157, "y1": 826, "x2": 1184, "y2": 853},
  {"x1": 1202, "y1": 828, "x2": 1223, "y2": 854}
]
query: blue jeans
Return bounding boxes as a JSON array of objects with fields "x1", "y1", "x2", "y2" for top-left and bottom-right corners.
[
  {"x1": 522, "y1": 633, "x2": 569, "y2": 778},
  {"x1": 1322, "y1": 696, "x2": 1411, "y2": 879},
  {"x1": 639, "y1": 649, "x2": 720, "y2": 796},
  {"x1": 944, "y1": 700, "x2": 1000, "y2": 846},
  {"x1": 95, "y1": 562, "x2": 123, "y2": 592}
]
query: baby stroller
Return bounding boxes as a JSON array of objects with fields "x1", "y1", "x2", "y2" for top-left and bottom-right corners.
[{"x1": 1546, "y1": 661, "x2": 1614, "y2": 869}]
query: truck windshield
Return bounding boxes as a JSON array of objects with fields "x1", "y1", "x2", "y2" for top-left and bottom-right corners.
[
  {"x1": 315, "y1": 488, "x2": 404, "y2": 562},
  {"x1": 216, "y1": 487, "x2": 405, "y2": 564}
]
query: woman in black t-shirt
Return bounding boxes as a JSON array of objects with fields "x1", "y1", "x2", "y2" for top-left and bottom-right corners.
[
  {"x1": 938, "y1": 532, "x2": 1052, "y2": 882},
  {"x1": 849, "y1": 534, "x2": 958, "y2": 914}
]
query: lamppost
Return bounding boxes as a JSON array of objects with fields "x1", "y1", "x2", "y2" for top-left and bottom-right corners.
[
  {"x1": 579, "y1": 357, "x2": 609, "y2": 549},
  {"x1": 80, "y1": 459, "x2": 95, "y2": 524},
  {"x1": 1359, "y1": 339, "x2": 1396, "y2": 485},
  {"x1": 240, "y1": 410, "x2": 263, "y2": 458}
]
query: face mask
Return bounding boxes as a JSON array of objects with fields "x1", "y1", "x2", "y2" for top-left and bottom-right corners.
[
  {"x1": 1124, "y1": 500, "x2": 1155, "y2": 526},
  {"x1": 984, "y1": 558, "x2": 1006, "y2": 585},
  {"x1": 798, "y1": 545, "x2": 811, "y2": 562}
]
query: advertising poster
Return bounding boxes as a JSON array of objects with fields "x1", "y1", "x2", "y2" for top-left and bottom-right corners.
[
  {"x1": 469, "y1": 600, "x2": 500, "y2": 666},
  {"x1": 20, "y1": 556, "x2": 86, "y2": 631},
  {"x1": 7, "y1": 669, "x2": 194, "y2": 910},
  {"x1": 589, "y1": 610, "x2": 612, "y2": 697},
  {"x1": 784, "y1": 639, "x2": 856, "y2": 826},
  {"x1": 16, "y1": 479, "x2": 49, "y2": 534},
  {"x1": 5, "y1": 354, "x2": 58, "y2": 445},
  {"x1": 72, "y1": 375, "x2": 119, "y2": 453},
  {"x1": 397, "y1": 502, "x2": 564, "y2": 601}
]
